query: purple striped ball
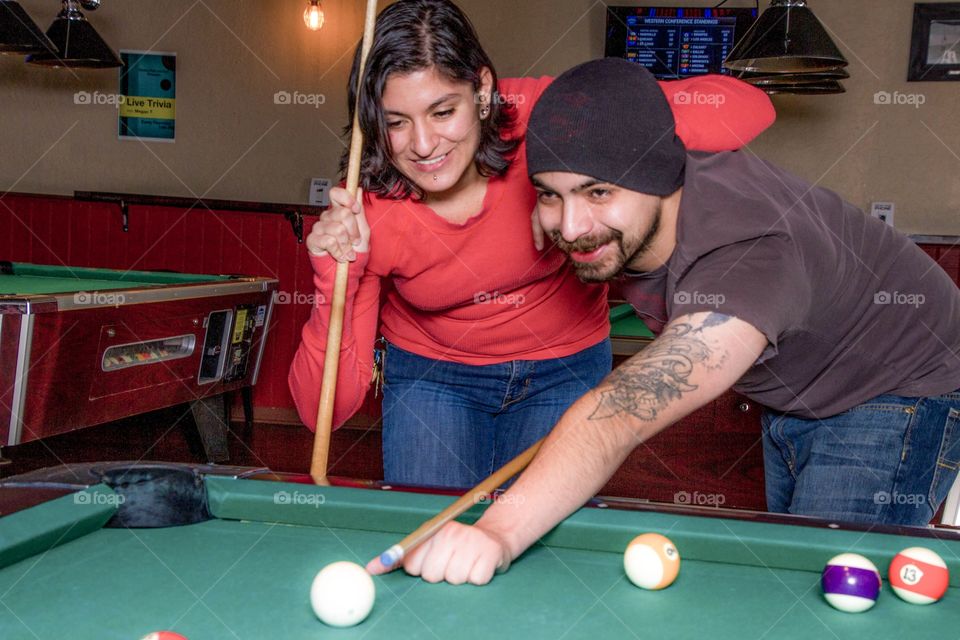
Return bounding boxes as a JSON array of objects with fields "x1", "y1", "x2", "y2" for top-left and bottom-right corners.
[{"x1": 821, "y1": 553, "x2": 882, "y2": 613}]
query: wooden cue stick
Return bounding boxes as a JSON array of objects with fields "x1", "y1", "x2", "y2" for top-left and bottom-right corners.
[
  {"x1": 310, "y1": 0, "x2": 380, "y2": 486},
  {"x1": 374, "y1": 437, "x2": 545, "y2": 570}
]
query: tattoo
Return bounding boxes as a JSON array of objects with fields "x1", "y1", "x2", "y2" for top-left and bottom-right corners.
[
  {"x1": 590, "y1": 317, "x2": 728, "y2": 423},
  {"x1": 699, "y1": 313, "x2": 732, "y2": 331}
]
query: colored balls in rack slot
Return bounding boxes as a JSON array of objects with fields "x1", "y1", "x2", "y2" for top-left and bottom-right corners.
[
  {"x1": 624, "y1": 533, "x2": 680, "y2": 590},
  {"x1": 139, "y1": 633, "x2": 188, "y2": 640},
  {"x1": 310, "y1": 561, "x2": 376, "y2": 627},
  {"x1": 888, "y1": 547, "x2": 949, "y2": 604},
  {"x1": 821, "y1": 553, "x2": 882, "y2": 613}
]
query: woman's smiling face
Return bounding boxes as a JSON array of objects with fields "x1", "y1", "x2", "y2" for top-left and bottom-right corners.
[{"x1": 381, "y1": 66, "x2": 492, "y2": 198}]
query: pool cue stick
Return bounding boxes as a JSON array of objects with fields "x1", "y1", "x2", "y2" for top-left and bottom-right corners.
[
  {"x1": 310, "y1": 0, "x2": 379, "y2": 486},
  {"x1": 374, "y1": 437, "x2": 545, "y2": 570}
]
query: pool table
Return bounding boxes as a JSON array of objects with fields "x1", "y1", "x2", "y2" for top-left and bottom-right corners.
[
  {"x1": 0, "y1": 262, "x2": 278, "y2": 452},
  {"x1": 1, "y1": 466, "x2": 958, "y2": 639},
  {"x1": 609, "y1": 302, "x2": 654, "y2": 356}
]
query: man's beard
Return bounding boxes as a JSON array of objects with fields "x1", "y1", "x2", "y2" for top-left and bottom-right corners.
[{"x1": 551, "y1": 207, "x2": 661, "y2": 283}]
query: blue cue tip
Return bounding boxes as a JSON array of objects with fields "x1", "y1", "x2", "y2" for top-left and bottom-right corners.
[{"x1": 380, "y1": 544, "x2": 403, "y2": 568}]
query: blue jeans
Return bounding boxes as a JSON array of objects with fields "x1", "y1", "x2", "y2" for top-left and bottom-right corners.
[
  {"x1": 762, "y1": 391, "x2": 960, "y2": 525},
  {"x1": 381, "y1": 339, "x2": 612, "y2": 489}
]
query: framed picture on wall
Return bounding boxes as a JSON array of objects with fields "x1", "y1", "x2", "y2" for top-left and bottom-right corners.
[{"x1": 909, "y1": 3, "x2": 960, "y2": 81}]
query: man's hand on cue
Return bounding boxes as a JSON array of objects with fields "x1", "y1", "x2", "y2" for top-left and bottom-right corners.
[{"x1": 367, "y1": 520, "x2": 513, "y2": 586}]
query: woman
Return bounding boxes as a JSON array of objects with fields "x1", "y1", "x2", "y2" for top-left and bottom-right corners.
[{"x1": 290, "y1": 0, "x2": 775, "y2": 488}]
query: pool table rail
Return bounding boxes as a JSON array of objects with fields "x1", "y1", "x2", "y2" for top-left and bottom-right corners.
[
  {"x1": 0, "y1": 484, "x2": 116, "y2": 570},
  {"x1": 1, "y1": 280, "x2": 276, "y2": 313},
  {"x1": 206, "y1": 477, "x2": 960, "y2": 588},
  {"x1": 4, "y1": 475, "x2": 959, "y2": 590}
]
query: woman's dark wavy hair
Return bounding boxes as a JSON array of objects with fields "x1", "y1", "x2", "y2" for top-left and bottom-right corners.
[{"x1": 339, "y1": 0, "x2": 519, "y2": 201}]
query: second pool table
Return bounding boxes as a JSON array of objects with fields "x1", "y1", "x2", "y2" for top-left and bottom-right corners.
[{"x1": 0, "y1": 262, "x2": 278, "y2": 454}]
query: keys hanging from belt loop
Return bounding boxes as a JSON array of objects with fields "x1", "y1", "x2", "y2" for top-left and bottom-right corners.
[{"x1": 372, "y1": 337, "x2": 387, "y2": 398}]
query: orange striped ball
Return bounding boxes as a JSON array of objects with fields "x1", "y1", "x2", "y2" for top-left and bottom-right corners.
[{"x1": 624, "y1": 533, "x2": 681, "y2": 590}]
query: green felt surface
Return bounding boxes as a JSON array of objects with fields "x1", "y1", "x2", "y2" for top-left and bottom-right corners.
[
  {"x1": 609, "y1": 303, "x2": 655, "y2": 339},
  {"x1": 1, "y1": 478, "x2": 959, "y2": 639},
  {"x1": 0, "y1": 262, "x2": 228, "y2": 295}
]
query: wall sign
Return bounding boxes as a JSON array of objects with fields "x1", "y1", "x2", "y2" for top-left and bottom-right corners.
[{"x1": 119, "y1": 51, "x2": 177, "y2": 141}]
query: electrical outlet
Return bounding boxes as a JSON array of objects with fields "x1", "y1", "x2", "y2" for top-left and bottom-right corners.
[
  {"x1": 309, "y1": 178, "x2": 332, "y2": 207},
  {"x1": 870, "y1": 202, "x2": 895, "y2": 227}
]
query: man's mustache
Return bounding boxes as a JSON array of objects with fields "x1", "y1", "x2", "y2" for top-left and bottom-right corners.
[{"x1": 550, "y1": 230, "x2": 622, "y2": 254}]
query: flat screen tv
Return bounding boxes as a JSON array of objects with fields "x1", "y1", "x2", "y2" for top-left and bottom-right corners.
[{"x1": 605, "y1": 6, "x2": 759, "y2": 79}]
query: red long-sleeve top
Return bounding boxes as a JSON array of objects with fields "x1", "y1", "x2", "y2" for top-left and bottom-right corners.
[{"x1": 290, "y1": 75, "x2": 776, "y2": 429}]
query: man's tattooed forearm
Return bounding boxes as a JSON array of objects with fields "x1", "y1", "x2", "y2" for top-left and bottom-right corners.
[{"x1": 589, "y1": 319, "x2": 726, "y2": 423}]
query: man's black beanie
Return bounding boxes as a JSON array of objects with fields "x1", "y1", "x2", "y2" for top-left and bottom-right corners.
[{"x1": 526, "y1": 58, "x2": 686, "y2": 196}]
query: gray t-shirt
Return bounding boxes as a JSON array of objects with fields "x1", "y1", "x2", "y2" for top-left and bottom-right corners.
[{"x1": 622, "y1": 151, "x2": 960, "y2": 418}]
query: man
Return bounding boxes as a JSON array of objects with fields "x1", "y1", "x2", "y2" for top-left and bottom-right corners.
[{"x1": 367, "y1": 58, "x2": 960, "y2": 586}]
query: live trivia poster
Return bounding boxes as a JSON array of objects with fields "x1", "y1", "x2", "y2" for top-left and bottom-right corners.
[{"x1": 118, "y1": 51, "x2": 176, "y2": 141}]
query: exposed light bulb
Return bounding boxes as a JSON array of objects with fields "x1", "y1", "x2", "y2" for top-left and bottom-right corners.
[{"x1": 303, "y1": 1, "x2": 324, "y2": 31}]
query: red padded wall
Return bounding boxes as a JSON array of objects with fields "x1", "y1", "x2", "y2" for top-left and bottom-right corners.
[{"x1": 3, "y1": 193, "x2": 959, "y2": 422}]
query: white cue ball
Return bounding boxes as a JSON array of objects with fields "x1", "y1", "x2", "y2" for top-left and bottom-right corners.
[{"x1": 310, "y1": 561, "x2": 376, "y2": 627}]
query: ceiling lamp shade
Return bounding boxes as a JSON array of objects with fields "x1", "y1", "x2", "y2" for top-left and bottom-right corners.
[
  {"x1": 724, "y1": 0, "x2": 847, "y2": 74},
  {"x1": 25, "y1": 0, "x2": 121, "y2": 68},
  {"x1": 764, "y1": 81, "x2": 846, "y2": 95},
  {"x1": 0, "y1": 1, "x2": 56, "y2": 55},
  {"x1": 735, "y1": 67, "x2": 849, "y2": 86}
]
